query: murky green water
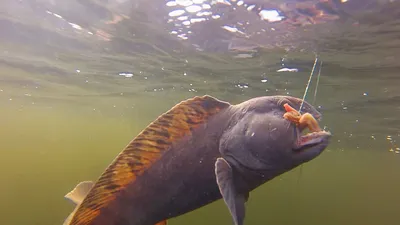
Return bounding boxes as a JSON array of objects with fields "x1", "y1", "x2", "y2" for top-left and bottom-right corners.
[{"x1": 1, "y1": 0, "x2": 400, "y2": 225}]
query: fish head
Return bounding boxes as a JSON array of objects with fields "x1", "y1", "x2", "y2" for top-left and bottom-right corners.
[
  {"x1": 221, "y1": 95, "x2": 331, "y2": 178},
  {"x1": 272, "y1": 95, "x2": 331, "y2": 165}
]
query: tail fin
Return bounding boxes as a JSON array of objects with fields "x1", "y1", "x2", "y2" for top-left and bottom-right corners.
[{"x1": 63, "y1": 181, "x2": 94, "y2": 225}]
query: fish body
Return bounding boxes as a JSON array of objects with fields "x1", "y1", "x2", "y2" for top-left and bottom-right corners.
[{"x1": 64, "y1": 95, "x2": 331, "y2": 225}]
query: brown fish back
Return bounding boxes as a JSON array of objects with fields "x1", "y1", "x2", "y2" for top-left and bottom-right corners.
[{"x1": 69, "y1": 95, "x2": 230, "y2": 225}]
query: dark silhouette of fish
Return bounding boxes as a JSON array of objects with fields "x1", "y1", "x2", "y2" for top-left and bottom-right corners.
[{"x1": 63, "y1": 95, "x2": 331, "y2": 225}]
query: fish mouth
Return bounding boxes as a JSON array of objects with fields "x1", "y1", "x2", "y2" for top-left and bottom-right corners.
[{"x1": 293, "y1": 129, "x2": 332, "y2": 152}]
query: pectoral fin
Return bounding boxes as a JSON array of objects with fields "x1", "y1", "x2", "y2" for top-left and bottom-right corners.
[{"x1": 215, "y1": 158, "x2": 247, "y2": 225}]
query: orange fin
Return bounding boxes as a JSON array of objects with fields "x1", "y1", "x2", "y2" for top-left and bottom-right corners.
[
  {"x1": 68, "y1": 95, "x2": 230, "y2": 225},
  {"x1": 155, "y1": 220, "x2": 167, "y2": 225}
]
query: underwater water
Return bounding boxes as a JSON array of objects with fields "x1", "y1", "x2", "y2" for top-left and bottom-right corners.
[{"x1": 1, "y1": 0, "x2": 400, "y2": 224}]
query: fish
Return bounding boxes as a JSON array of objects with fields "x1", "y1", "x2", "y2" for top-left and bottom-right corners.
[{"x1": 63, "y1": 95, "x2": 331, "y2": 225}]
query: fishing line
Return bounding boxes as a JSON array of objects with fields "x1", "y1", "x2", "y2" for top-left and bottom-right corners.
[
  {"x1": 296, "y1": 56, "x2": 322, "y2": 186},
  {"x1": 312, "y1": 60, "x2": 323, "y2": 106},
  {"x1": 299, "y1": 57, "x2": 318, "y2": 113}
]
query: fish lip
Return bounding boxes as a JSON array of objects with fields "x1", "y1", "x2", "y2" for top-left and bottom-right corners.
[{"x1": 292, "y1": 130, "x2": 332, "y2": 152}]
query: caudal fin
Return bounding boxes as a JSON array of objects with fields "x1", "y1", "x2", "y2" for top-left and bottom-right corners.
[{"x1": 63, "y1": 181, "x2": 94, "y2": 225}]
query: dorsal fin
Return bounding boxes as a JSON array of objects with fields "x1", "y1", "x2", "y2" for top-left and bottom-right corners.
[
  {"x1": 69, "y1": 95, "x2": 230, "y2": 225},
  {"x1": 155, "y1": 220, "x2": 167, "y2": 225}
]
